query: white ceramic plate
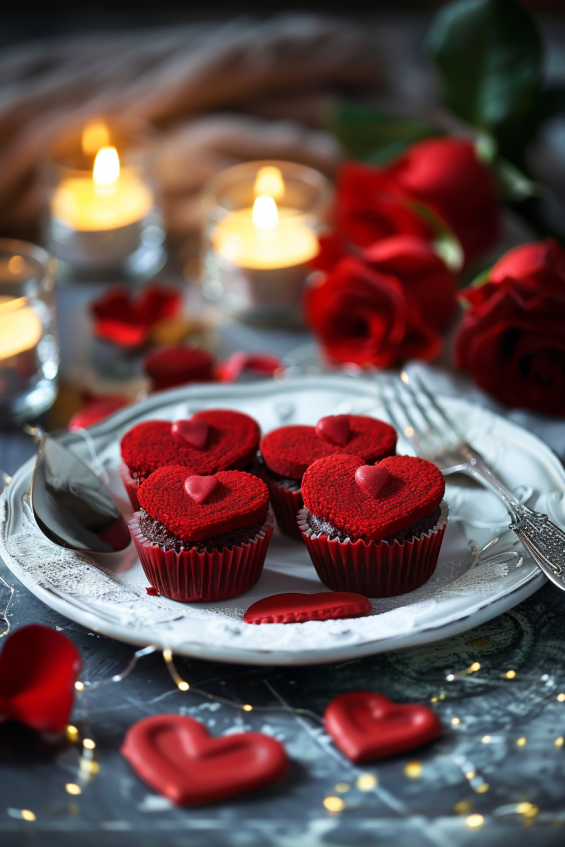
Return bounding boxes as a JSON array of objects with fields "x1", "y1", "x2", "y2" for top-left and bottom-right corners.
[{"x1": 2, "y1": 374, "x2": 564, "y2": 666}]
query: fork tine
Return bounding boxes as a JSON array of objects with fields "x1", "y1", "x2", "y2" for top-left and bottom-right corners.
[
  {"x1": 399, "y1": 372, "x2": 447, "y2": 449},
  {"x1": 411, "y1": 372, "x2": 463, "y2": 443},
  {"x1": 374, "y1": 381, "x2": 408, "y2": 440},
  {"x1": 390, "y1": 379, "x2": 434, "y2": 450}
]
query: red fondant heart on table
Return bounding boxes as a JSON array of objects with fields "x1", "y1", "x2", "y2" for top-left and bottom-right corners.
[
  {"x1": 121, "y1": 714, "x2": 289, "y2": 806},
  {"x1": 244, "y1": 592, "x2": 371, "y2": 624},
  {"x1": 0, "y1": 625, "x2": 81, "y2": 733},
  {"x1": 172, "y1": 418, "x2": 209, "y2": 450},
  {"x1": 184, "y1": 474, "x2": 219, "y2": 504},
  {"x1": 324, "y1": 691, "x2": 442, "y2": 762},
  {"x1": 138, "y1": 466, "x2": 269, "y2": 541},
  {"x1": 121, "y1": 409, "x2": 261, "y2": 480},
  {"x1": 355, "y1": 464, "x2": 390, "y2": 500},
  {"x1": 260, "y1": 415, "x2": 397, "y2": 479},
  {"x1": 316, "y1": 415, "x2": 351, "y2": 447},
  {"x1": 302, "y1": 454, "x2": 445, "y2": 540}
]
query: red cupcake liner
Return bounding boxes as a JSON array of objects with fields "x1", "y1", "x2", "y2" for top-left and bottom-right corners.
[
  {"x1": 129, "y1": 512, "x2": 274, "y2": 602},
  {"x1": 119, "y1": 462, "x2": 141, "y2": 511},
  {"x1": 256, "y1": 465, "x2": 304, "y2": 542},
  {"x1": 298, "y1": 502, "x2": 448, "y2": 598}
]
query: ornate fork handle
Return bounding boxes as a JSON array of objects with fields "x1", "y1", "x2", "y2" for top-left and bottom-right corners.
[
  {"x1": 510, "y1": 505, "x2": 565, "y2": 580},
  {"x1": 462, "y1": 448, "x2": 565, "y2": 587}
]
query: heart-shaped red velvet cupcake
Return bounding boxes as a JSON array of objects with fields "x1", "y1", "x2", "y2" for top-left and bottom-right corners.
[
  {"x1": 121, "y1": 409, "x2": 260, "y2": 480},
  {"x1": 138, "y1": 466, "x2": 269, "y2": 542},
  {"x1": 299, "y1": 453, "x2": 447, "y2": 597},
  {"x1": 260, "y1": 415, "x2": 396, "y2": 479},
  {"x1": 302, "y1": 454, "x2": 444, "y2": 541}
]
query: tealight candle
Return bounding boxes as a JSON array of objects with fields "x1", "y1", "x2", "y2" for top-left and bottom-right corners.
[
  {"x1": 0, "y1": 240, "x2": 58, "y2": 424},
  {"x1": 44, "y1": 116, "x2": 166, "y2": 282},
  {"x1": 202, "y1": 161, "x2": 331, "y2": 325}
]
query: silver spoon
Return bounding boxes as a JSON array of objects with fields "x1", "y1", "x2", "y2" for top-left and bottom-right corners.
[{"x1": 30, "y1": 430, "x2": 131, "y2": 554}]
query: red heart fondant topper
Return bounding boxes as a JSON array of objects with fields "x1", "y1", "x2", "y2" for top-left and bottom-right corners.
[
  {"x1": 355, "y1": 464, "x2": 390, "y2": 500},
  {"x1": 184, "y1": 475, "x2": 219, "y2": 504},
  {"x1": 324, "y1": 691, "x2": 442, "y2": 763},
  {"x1": 316, "y1": 415, "x2": 350, "y2": 447},
  {"x1": 121, "y1": 714, "x2": 289, "y2": 806},
  {"x1": 244, "y1": 592, "x2": 371, "y2": 624},
  {"x1": 172, "y1": 418, "x2": 209, "y2": 450},
  {"x1": 0, "y1": 625, "x2": 82, "y2": 734},
  {"x1": 260, "y1": 415, "x2": 397, "y2": 479},
  {"x1": 121, "y1": 409, "x2": 261, "y2": 479},
  {"x1": 138, "y1": 466, "x2": 269, "y2": 541}
]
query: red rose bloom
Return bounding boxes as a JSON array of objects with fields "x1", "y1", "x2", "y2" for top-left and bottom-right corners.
[
  {"x1": 455, "y1": 239, "x2": 565, "y2": 416},
  {"x1": 304, "y1": 252, "x2": 447, "y2": 369},
  {"x1": 333, "y1": 163, "x2": 434, "y2": 250},
  {"x1": 386, "y1": 138, "x2": 500, "y2": 266}
]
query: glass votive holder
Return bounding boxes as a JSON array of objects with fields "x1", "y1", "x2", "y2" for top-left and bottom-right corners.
[
  {"x1": 43, "y1": 115, "x2": 166, "y2": 283},
  {"x1": 0, "y1": 239, "x2": 59, "y2": 424},
  {"x1": 201, "y1": 160, "x2": 331, "y2": 326}
]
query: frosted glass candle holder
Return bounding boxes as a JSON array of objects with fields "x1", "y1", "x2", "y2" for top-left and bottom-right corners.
[{"x1": 202, "y1": 160, "x2": 331, "y2": 326}]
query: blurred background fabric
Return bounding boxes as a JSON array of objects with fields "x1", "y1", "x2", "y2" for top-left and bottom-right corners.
[{"x1": 0, "y1": 15, "x2": 382, "y2": 250}]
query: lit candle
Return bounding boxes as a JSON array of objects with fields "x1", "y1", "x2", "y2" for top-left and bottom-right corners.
[
  {"x1": 0, "y1": 241, "x2": 58, "y2": 423},
  {"x1": 203, "y1": 162, "x2": 330, "y2": 324},
  {"x1": 45, "y1": 117, "x2": 166, "y2": 280},
  {"x1": 51, "y1": 144, "x2": 152, "y2": 232},
  {"x1": 212, "y1": 166, "x2": 319, "y2": 270}
]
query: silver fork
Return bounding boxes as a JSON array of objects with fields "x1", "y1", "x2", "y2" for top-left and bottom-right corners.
[{"x1": 377, "y1": 372, "x2": 565, "y2": 591}]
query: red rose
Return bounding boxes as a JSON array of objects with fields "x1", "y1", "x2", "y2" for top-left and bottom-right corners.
[
  {"x1": 455, "y1": 239, "x2": 565, "y2": 415},
  {"x1": 362, "y1": 235, "x2": 457, "y2": 333},
  {"x1": 333, "y1": 163, "x2": 434, "y2": 250},
  {"x1": 304, "y1": 253, "x2": 446, "y2": 369},
  {"x1": 386, "y1": 138, "x2": 500, "y2": 266}
]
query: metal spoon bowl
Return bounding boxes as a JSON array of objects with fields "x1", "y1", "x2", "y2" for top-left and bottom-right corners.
[{"x1": 30, "y1": 434, "x2": 131, "y2": 555}]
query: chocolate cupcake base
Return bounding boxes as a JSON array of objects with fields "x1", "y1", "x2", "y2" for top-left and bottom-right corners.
[
  {"x1": 298, "y1": 502, "x2": 448, "y2": 598},
  {"x1": 130, "y1": 512, "x2": 274, "y2": 602}
]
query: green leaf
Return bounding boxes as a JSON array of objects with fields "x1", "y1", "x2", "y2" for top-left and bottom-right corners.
[
  {"x1": 493, "y1": 157, "x2": 542, "y2": 201},
  {"x1": 427, "y1": 0, "x2": 542, "y2": 131},
  {"x1": 328, "y1": 100, "x2": 442, "y2": 163}
]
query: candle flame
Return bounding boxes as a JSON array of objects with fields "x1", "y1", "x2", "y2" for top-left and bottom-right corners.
[
  {"x1": 82, "y1": 120, "x2": 111, "y2": 156},
  {"x1": 252, "y1": 196, "x2": 278, "y2": 230},
  {"x1": 254, "y1": 166, "x2": 284, "y2": 200},
  {"x1": 93, "y1": 147, "x2": 120, "y2": 187}
]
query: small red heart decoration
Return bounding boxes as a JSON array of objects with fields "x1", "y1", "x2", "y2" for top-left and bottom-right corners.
[
  {"x1": 184, "y1": 474, "x2": 219, "y2": 504},
  {"x1": 0, "y1": 625, "x2": 82, "y2": 734},
  {"x1": 316, "y1": 415, "x2": 351, "y2": 447},
  {"x1": 355, "y1": 464, "x2": 390, "y2": 500},
  {"x1": 121, "y1": 714, "x2": 289, "y2": 806},
  {"x1": 244, "y1": 592, "x2": 371, "y2": 624},
  {"x1": 172, "y1": 418, "x2": 209, "y2": 450},
  {"x1": 324, "y1": 691, "x2": 442, "y2": 763}
]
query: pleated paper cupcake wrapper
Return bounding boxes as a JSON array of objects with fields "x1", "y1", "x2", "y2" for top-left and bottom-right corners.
[
  {"x1": 256, "y1": 465, "x2": 304, "y2": 542},
  {"x1": 298, "y1": 501, "x2": 449, "y2": 598},
  {"x1": 129, "y1": 512, "x2": 275, "y2": 603},
  {"x1": 120, "y1": 462, "x2": 141, "y2": 512}
]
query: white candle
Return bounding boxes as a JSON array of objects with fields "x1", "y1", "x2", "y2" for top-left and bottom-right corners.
[
  {"x1": 51, "y1": 145, "x2": 152, "y2": 232},
  {"x1": 0, "y1": 296, "x2": 42, "y2": 361},
  {"x1": 211, "y1": 166, "x2": 319, "y2": 270}
]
